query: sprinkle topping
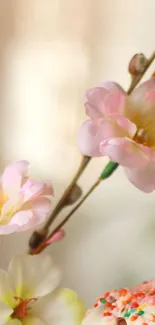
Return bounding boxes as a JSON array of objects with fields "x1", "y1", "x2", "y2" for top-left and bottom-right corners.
[{"x1": 90, "y1": 281, "x2": 155, "y2": 325}]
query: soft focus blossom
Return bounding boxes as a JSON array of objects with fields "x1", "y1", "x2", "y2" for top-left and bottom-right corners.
[
  {"x1": 78, "y1": 78, "x2": 155, "y2": 192},
  {"x1": 0, "y1": 161, "x2": 53, "y2": 234},
  {"x1": 0, "y1": 252, "x2": 85, "y2": 325}
]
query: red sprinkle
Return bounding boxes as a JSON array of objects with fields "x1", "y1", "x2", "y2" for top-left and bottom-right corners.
[
  {"x1": 131, "y1": 302, "x2": 139, "y2": 308},
  {"x1": 104, "y1": 312, "x2": 112, "y2": 316},
  {"x1": 119, "y1": 289, "x2": 128, "y2": 297}
]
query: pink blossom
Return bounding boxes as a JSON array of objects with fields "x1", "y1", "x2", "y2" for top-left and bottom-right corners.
[
  {"x1": 78, "y1": 78, "x2": 155, "y2": 192},
  {"x1": 0, "y1": 161, "x2": 53, "y2": 234}
]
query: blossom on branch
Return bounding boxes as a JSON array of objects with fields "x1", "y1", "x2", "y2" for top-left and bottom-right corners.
[
  {"x1": 0, "y1": 161, "x2": 53, "y2": 234},
  {"x1": 78, "y1": 78, "x2": 155, "y2": 192},
  {"x1": 0, "y1": 252, "x2": 84, "y2": 325}
]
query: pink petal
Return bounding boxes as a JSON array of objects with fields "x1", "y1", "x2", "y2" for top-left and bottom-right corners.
[
  {"x1": 2, "y1": 161, "x2": 29, "y2": 197},
  {"x1": 131, "y1": 77, "x2": 155, "y2": 103},
  {"x1": 104, "y1": 92, "x2": 125, "y2": 116},
  {"x1": 124, "y1": 161, "x2": 155, "y2": 193},
  {"x1": 21, "y1": 180, "x2": 53, "y2": 203},
  {"x1": 21, "y1": 181, "x2": 45, "y2": 202},
  {"x1": 85, "y1": 83, "x2": 125, "y2": 118},
  {"x1": 113, "y1": 115, "x2": 137, "y2": 137},
  {"x1": 78, "y1": 117, "x2": 136, "y2": 157},
  {"x1": 85, "y1": 87, "x2": 109, "y2": 118},
  {"x1": 15, "y1": 160, "x2": 29, "y2": 176},
  {"x1": 77, "y1": 120, "x2": 102, "y2": 156},
  {"x1": 99, "y1": 81, "x2": 126, "y2": 93},
  {"x1": 0, "y1": 223, "x2": 19, "y2": 235},
  {"x1": 31, "y1": 197, "x2": 51, "y2": 223},
  {"x1": 10, "y1": 210, "x2": 33, "y2": 226},
  {"x1": 146, "y1": 90, "x2": 155, "y2": 103},
  {"x1": 100, "y1": 138, "x2": 148, "y2": 168}
]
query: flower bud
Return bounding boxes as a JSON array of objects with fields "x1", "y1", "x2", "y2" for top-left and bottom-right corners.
[
  {"x1": 65, "y1": 184, "x2": 82, "y2": 205},
  {"x1": 29, "y1": 229, "x2": 48, "y2": 249},
  {"x1": 128, "y1": 53, "x2": 148, "y2": 76}
]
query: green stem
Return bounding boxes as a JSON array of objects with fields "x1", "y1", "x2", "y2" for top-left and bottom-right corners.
[{"x1": 40, "y1": 160, "x2": 119, "y2": 252}]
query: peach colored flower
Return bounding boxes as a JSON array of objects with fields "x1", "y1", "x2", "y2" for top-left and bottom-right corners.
[
  {"x1": 78, "y1": 78, "x2": 155, "y2": 192},
  {"x1": 0, "y1": 161, "x2": 53, "y2": 234}
]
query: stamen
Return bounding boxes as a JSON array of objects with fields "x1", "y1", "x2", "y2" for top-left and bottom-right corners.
[
  {"x1": 12, "y1": 296, "x2": 37, "y2": 320},
  {"x1": 134, "y1": 128, "x2": 148, "y2": 145}
]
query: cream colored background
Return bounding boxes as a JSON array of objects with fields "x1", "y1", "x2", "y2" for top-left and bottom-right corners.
[{"x1": 0, "y1": 0, "x2": 155, "y2": 308}]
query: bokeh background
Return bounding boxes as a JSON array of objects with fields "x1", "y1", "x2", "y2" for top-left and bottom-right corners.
[{"x1": 0, "y1": 0, "x2": 155, "y2": 308}]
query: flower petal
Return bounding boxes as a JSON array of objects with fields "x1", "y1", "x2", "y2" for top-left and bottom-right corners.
[
  {"x1": 22, "y1": 317, "x2": 46, "y2": 325},
  {"x1": 1, "y1": 195, "x2": 23, "y2": 221},
  {"x1": 5, "y1": 320, "x2": 22, "y2": 325},
  {"x1": 124, "y1": 161, "x2": 155, "y2": 193},
  {"x1": 113, "y1": 115, "x2": 137, "y2": 137},
  {"x1": 85, "y1": 82, "x2": 125, "y2": 118},
  {"x1": 0, "y1": 224, "x2": 19, "y2": 235},
  {"x1": 100, "y1": 138, "x2": 148, "y2": 168},
  {"x1": 0, "y1": 301, "x2": 13, "y2": 325},
  {"x1": 77, "y1": 120, "x2": 102, "y2": 156},
  {"x1": 10, "y1": 210, "x2": 33, "y2": 227},
  {"x1": 0, "y1": 270, "x2": 15, "y2": 307},
  {"x1": 21, "y1": 179, "x2": 53, "y2": 204},
  {"x1": 78, "y1": 114, "x2": 137, "y2": 158},
  {"x1": 32, "y1": 289, "x2": 85, "y2": 325},
  {"x1": 131, "y1": 77, "x2": 155, "y2": 103},
  {"x1": 85, "y1": 87, "x2": 109, "y2": 118},
  {"x1": 31, "y1": 197, "x2": 51, "y2": 223},
  {"x1": 99, "y1": 81, "x2": 126, "y2": 92},
  {"x1": 8, "y1": 253, "x2": 61, "y2": 299},
  {"x1": 1, "y1": 161, "x2": 29, "y2": 197}
]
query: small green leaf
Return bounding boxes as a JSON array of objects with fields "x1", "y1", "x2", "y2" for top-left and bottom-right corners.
[{"x1": 100, "y1": 161, "x2": 118, "y2": 180}]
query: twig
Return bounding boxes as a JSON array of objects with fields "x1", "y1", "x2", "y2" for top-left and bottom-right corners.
[{"x1": 29, "y1": 155, "x2": 91, "y2": 250}]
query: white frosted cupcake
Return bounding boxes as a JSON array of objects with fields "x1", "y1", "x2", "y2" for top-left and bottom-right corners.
[{"x1": 82, "y1": 281, "x2": 155, "y2": 325}]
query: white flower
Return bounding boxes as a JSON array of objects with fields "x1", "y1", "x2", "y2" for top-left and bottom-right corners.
[{"x1": 0, "y1": 253, "x2": 85, "y2": 325}]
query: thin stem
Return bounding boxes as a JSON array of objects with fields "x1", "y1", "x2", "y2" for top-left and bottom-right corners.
[
  {"x1": 49, "y1": 178, "x2": 102, "y2": 236},
  {"x1": 44, "y1": 155, "x2": 91, "y2": 230},
  {"x1": 29, "y1": 155, "x2": 91, "y2": 251},
  {"x1": 33, "y1": 178, "x2": 102, "y2": 254}
]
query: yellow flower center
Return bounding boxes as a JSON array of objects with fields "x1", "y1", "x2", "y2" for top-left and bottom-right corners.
[{"x1": 11, "y1": 297, "x2": 37, "y2": 320}]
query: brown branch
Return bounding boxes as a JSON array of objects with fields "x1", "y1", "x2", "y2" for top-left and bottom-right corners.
[{"x1": 29, "y1": 155, "x2": 91, "y2": 250}]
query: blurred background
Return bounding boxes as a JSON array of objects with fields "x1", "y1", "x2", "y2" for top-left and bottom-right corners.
[{"x1": 0, "y1": 0, "x2": 155, "y2": 308}]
